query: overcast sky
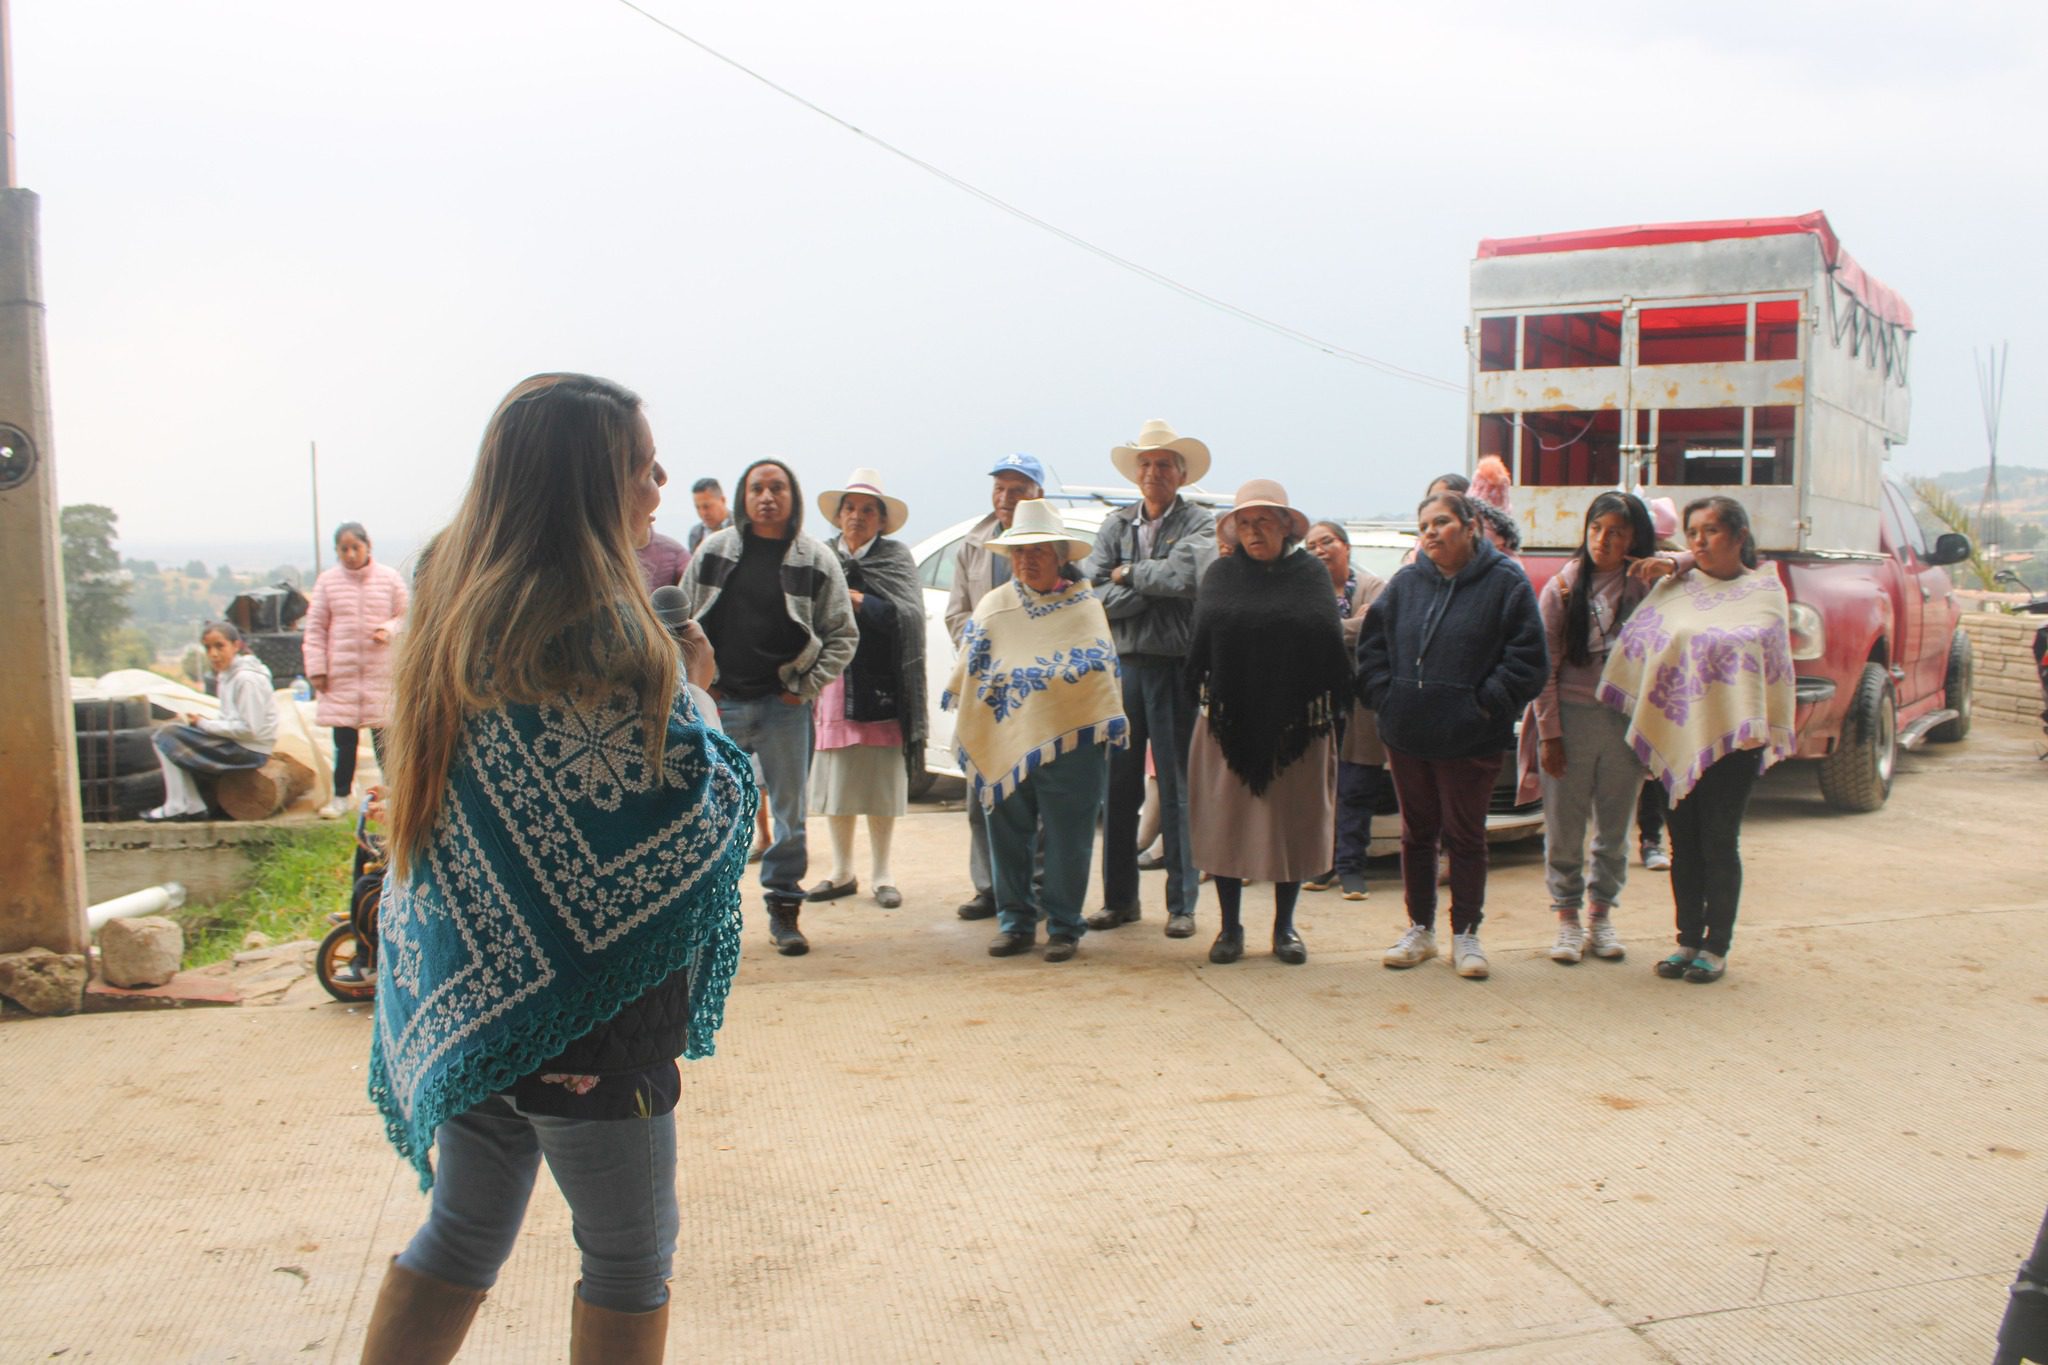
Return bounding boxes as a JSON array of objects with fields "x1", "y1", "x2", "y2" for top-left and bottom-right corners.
[{"x1": 15, "y1": 0, "x2": 2047, "y2": 570}]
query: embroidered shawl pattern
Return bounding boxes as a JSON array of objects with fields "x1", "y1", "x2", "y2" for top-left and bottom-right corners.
[
  {"x1": 1597, "y1": 569, "x2": 1796, "y2": 803},
  {"x1": 942, "y1": 578, "x2": 1128, "y2": 810},
  {"x1": 369, "y1": 686, "x2": 756, "y2": 1189}
]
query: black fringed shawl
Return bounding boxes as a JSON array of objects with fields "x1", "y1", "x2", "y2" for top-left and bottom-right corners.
[
  {"x1": 827, "y1": 534, "x2": 928, "y2": 751},
  {"x1": 1185, "y1": 547, "x2": 1353, "y2": 796}
]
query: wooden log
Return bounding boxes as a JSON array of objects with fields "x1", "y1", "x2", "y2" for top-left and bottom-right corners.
[{"x1": 215, "y1": 753, "x2": 315, "y2": 822}]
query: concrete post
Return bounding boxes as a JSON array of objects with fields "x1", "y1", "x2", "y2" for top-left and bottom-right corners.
[{"x1": 0, "y1": 187, "x2": 89, "y2": 956}]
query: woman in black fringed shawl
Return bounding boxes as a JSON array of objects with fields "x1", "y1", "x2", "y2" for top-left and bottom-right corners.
[{"x1": 1186, "y1": 480, "x2": 1353, "y2": 966}]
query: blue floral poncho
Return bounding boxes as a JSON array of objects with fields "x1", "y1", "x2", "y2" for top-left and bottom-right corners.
[{"x1": 369, "y1": 685, "x2": 756, "y2": 1188}]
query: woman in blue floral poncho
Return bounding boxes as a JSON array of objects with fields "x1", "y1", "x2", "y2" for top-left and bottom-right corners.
[{"x1": 358, "y1": 375, "x2": 756, "y2": 1364}]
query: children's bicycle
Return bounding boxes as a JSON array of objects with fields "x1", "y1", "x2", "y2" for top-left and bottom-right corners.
[{"x1": 316, "y1": 802, "x2": 384, "y2": 1003}]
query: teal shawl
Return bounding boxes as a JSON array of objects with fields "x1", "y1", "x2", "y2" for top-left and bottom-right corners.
[{"x1": 369, "y1": 685, "x2": 756, "y2": 1189}]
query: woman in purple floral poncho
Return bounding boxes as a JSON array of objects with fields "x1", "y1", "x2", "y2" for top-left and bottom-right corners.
[{"x1": 1597, "y1": 496, "x2": 1795, "y2": 984}]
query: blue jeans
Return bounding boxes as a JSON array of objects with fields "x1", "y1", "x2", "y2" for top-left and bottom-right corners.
[
  {"x1": 396, "y1": 1094, "x2": 678, "y2": 1312},
  {"x1": 989, "y1": 744, "x2": 1107, "y2": 939},
  {"x1": 716, "y1": 694, "x2": 813, "y2": 903},
  {"x1": 1103, "y1": 659, "x2": 1198, "y2": 919}
]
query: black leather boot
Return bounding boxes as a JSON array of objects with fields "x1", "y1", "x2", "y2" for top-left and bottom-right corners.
[{"x1": 766, "y1": 901, "x2": 808, "y2": 956}]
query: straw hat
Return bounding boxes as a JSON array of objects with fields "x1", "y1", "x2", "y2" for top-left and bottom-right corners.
[
  {"x1": 1110, "y1": 419, "x2": 1211, "y2": 485},
  {"x1": 1215, "y1": 479, "x2": 1309, "y2": 550},
  {"x1": 817, "y1": 468, "x2": 909, "y2": 536},
  {"x1": 987, "y1": 499, "x2": 1093, "y2": 563}
]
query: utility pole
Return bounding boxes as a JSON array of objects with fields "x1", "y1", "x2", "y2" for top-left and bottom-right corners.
[
  {"x1": 0, "y1": 0, "x2": 91, "y2": 965},
  {"x1": 310, "y1": 440, "x2": 320, "y2": 575}
]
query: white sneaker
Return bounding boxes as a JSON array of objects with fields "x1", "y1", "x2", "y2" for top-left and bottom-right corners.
[
  {"x1": 1382, "y1": 924, "x2": 1437, "y2": 969},
  {"x1": 1453, "y1": 932, "x2": 1490, "y2": 979},
  {"x1": 1587, "y1": 915, "x2": 1626, "y2": 960},
  {"x1": 317, "y1": 800, "x2": 344, "y2": 820},
  {"x1": 1549, "y1": 919, "x2": 1585, "y2": 964}
]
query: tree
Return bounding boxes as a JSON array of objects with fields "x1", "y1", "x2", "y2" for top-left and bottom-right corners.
[
  {"x1": 264, "y1": 563, "x2": 303, "y2": 589},
  {"x1": 183, "y1": 559, "x2": 207, "y2": 578},
  {"x1": 60, "y1": 504, "x2": 132, "y2": 675}
]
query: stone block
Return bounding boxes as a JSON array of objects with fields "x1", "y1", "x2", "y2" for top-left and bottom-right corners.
[
  {"x1": 99, "y1": 916, "x2": 185, "y2": 989},
  {"x1": 0, "y1": 947, "x2": 88, "y2": 1016}
]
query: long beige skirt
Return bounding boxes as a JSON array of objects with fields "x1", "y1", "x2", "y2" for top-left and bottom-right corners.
[
  {"x1": 808, "y1": 744, "x2": 907, "y2": 818},
  {"x1": 1187, "y1": 715, "x2": 1336, "y2": 883}
]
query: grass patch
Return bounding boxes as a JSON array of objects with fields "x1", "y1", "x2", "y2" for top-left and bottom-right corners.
[{"x1": 174, "y1": 823, "x2": 361, "y2": 967}]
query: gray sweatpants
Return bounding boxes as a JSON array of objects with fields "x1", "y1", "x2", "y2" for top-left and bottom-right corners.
[{"x1": 1540, "y1": 703, "x2": 1645, "y2": 911}]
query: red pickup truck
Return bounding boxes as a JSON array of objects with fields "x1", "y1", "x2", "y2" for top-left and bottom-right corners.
[{"x1": 1469, "y1": 213, "x2": 1973, "y2": 810}]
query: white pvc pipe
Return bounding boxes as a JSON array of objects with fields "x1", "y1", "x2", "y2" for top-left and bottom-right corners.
[{"x1": 87, "y1": 882, "x2": 187, "y2": 932}]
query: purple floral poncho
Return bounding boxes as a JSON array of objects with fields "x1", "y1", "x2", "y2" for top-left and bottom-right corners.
[{"x1": 1596, "y1": 566, "x2": 1796, "y2": 803}]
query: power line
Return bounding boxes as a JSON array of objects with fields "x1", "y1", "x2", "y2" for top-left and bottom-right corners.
[{"x1": 609, "y1": 0, "x2": 1466, "y2": 395}]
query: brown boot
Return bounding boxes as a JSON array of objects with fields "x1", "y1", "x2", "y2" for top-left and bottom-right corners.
[
  {"x1": 570, "y1": 1285, "x2": 669, "y2": 1364},
  {"x1": 359, "y1": 1257, "x2": 485, "y2": 1364}
]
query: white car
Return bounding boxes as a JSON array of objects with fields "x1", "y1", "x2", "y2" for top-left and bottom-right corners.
[{"x1": 906, "y1": 501, "x2": 1540, "y2": 848}]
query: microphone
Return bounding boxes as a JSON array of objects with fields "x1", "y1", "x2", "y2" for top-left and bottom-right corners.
[{"x1": 650, "y1": 585, "x2": 691, "y2": 640}]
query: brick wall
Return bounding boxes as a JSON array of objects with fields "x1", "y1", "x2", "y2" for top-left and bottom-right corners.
[{"x1": 1959, "y1": 608, "x2": 2046, "y2": 729}]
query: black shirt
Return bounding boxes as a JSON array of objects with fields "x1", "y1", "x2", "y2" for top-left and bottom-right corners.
[{"x1": 702, "y1": 531, "x2": 808, "y2": 699}]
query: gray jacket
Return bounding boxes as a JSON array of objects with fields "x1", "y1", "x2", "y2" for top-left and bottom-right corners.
[
  {"x1": 680, "y1": 527, "x2": 859, "y2": 702},
  {"x1": 1079, "y1": 496, "x2": 1217, "y2": 661},
  {"x1": 943, "y1": 511, "x2": 1004, "y2": 645}
]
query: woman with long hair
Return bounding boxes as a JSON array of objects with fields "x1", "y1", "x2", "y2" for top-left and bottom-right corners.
[
  {"x1": 1525, "y1": 492, "x2": 1681, "y2": 965},
  {"x1": 361, "y1": 374, "x2": 756, "y2": 1364},
  {"x1": 1598, "y1": 495, "x2": 1794, "y2": 984}
]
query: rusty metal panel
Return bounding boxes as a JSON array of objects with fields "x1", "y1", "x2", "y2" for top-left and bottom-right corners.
[
  {"x1": 1470, "y1": 234, "x2": 1822, "y2": 311},
  {"x1": 1510, "y1": 484, "x2": 1807, "y2": 553},
  {"x1": 1473, "y1": 368, "x2": 1625, "y2": 414},
  {"x1": 1628, "y1": 358, "x2": 1805, "y2": 410}
]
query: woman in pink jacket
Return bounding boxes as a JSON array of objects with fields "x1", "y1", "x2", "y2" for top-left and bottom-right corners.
[{"x1": 304, "y1": 522, "x2": 409, "y2": 817}]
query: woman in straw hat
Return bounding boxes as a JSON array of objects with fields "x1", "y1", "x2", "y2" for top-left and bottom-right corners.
[
  {"x1": 808, "y1": 469, "x2": 926, "y2": 909},
  {"x1": 1185, "y1": 480, "x2": 1353, "y2": 966},
  {"x1": 943, "y1": 500, "x2": 1127, "y2": 962}
]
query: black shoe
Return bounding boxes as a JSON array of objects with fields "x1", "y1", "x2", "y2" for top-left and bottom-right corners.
[
  {"x1": 1084, "y1": 904, "x2": 1141, "y2": 931},
  {"x1": 1273, "y1": 929, "x2": 1307, "y2": 965},
  {"x1": 987, "y1": 930, "x2": 1035, "y2": 957},
  {"x1": 1044, "y1": 935, "x2": 1078, "y2": 963},
  {"x1": 1136, "y1": 850, "x2": 1166, "y2": 872},
  {"x1": 1654, "y1": 950, "x2": 1692, "y2": 979},
  {"x1": 1302, "y1": 871, "x2": 1338, "y2": 892},
  {"x1": 805, "y1": 877, "x2": 857, "y2": 902},
  {"x1": 1164, "y1": 913, "x2": 1196, "y2": 939},
  {"x1": 957, "y1": 893, "x2": 997, "y2": 921},
  {"x1": 766, "y1": 903, "x2": 809, "y2": 956},
  {"x1": 1207, "y1": 927, "x2": 1244, "y2": 964}
]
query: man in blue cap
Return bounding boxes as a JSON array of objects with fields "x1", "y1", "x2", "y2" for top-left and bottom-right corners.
[{"x1": 945, "y1": 452, "x2": 1051, "y2": 919}]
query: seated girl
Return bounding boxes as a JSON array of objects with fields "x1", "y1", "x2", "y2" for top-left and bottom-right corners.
[{"x1": 143, "y1": 622, "x2": 280, "y2": 822}]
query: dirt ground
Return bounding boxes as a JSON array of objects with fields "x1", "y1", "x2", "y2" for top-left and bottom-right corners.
[{"x1": 3, "y1": 718, "x2": 2045, "y2": 1364}]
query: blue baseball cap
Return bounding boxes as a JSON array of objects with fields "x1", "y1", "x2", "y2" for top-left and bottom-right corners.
[{"x1": 988, "y1": 452, "x2": 1046, "y2": 488}]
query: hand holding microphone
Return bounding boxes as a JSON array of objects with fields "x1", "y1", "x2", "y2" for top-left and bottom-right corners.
[{"x1": 650, "y1": 586, "x2": 717, "y2": 691}]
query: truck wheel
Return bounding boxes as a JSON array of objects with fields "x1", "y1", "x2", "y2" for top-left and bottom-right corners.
[
  {"x1": 76, "y1": 724, "x2": 160, "y2": 778},
  {"x1": 1927, "y1": 633, "x2": 1974, "y2": 742},
  {"x1": 1817, "y1": 662, "x2": 1896, "y2": 812},
  {"x1": 74, "y1": 696, "x2": 150, "y2": 731}
]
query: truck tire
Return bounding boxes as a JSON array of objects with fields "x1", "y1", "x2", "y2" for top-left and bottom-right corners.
[
  {"x1": 73, "y1": 696, "x2": 150, "y2": 731},
  {"x1": 1927, "y1": 632, "x2": 1974, "y2": 743},
  {"x1": 76, "y1": 725, "x2": 160, "y2": 778},
  {"x1": 79, "y1": 770, "x2": 167, "y2": 821},
  {"x1": 1817, "y1": 662, "x2": 1896, "y2": 812}
]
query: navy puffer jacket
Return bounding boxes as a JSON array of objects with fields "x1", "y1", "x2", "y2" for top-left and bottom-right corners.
[{"x1": 1356, "y1": 538, "x2": 1547, "y2": 760}]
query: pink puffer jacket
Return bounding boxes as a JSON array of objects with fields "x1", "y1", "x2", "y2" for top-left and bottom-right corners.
[{"x1": 303, "y1": 561, "x2": 409, "y2": 728}]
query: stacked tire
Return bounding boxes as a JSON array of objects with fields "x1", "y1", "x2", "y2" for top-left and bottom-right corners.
[{"x1": 74, "y1": 697, "x2": 164, "y2": 821}]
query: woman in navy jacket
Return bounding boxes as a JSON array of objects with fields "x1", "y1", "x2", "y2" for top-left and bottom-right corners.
[{"x1": 1357, "y1": 491, "x2": 1546, "y2": 981}]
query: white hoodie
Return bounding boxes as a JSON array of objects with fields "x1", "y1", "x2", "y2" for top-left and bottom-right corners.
[{"x1": 204, "y1": 653, "x2": 279, "y2": 754}]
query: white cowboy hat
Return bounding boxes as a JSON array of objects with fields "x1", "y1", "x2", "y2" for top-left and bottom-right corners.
[
  {"x1": 817, "y1": 468, "x2": 910, "y2": 536},
  {"x1": 1215, "y1": 478, "x2": 1309, "y2": 549},
  {"x1": 1110, "y1": 419, "x2": 1211, "y2": 486},
  {"x1": 987, "y1": 499, "x2": 1093, "y2": 563}
]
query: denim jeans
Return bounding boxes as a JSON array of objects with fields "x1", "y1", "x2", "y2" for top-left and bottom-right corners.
[
  {"x1": 396, "y1": 1093, "x2": 678, "y2": 1312},
  {"x1": 1103, "y1": 659, "x2": 1198, "y2": 919},
  {"x1": 716, "y1": 694, "x2": 813, "y2": 903},
  {"x1": 1333, "y1": 761, "x2": 1387, "y2": 875},
  {"x1": 989, "y1": 744, "x2": 1106, "y2": 939}
]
